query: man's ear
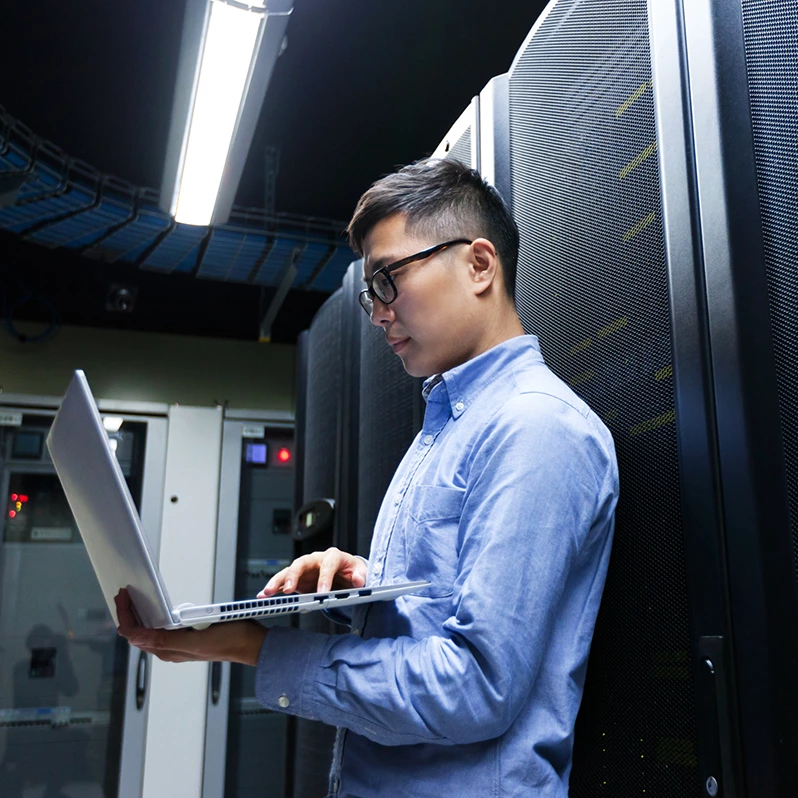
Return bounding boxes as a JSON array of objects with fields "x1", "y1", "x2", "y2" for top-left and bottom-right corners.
[{"x1": 469, "y1": 238, "x2": 501, "y2": 295}]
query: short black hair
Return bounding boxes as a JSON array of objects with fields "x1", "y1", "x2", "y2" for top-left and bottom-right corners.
[{"x1": 346, "y1": 158, "x2": 519, "y2": 300}]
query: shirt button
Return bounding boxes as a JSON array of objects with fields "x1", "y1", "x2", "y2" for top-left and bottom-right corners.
[
  {"x1": 423, "y1": 434, "x2": 434, "y2": 445},
  {"x1": 277, "y1": 694, "x2": 290, "y2": 709},
  {"x1": 394, "y1": 494, "x2": 401, "y2": 505},
  {"x1": 351, "y1": 628, "x2": 361, "y2": 636},
  {"x1": 455, "y1": 401, "x2": 464, "y2": 412}
]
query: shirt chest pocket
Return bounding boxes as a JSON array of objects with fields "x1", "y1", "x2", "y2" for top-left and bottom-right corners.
[{"x1": 401, "y1": 485, "x2": 465, "y2": 598}]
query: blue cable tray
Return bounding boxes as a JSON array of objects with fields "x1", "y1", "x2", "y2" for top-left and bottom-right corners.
[
  {"x1": 30, "y1": 198, "x2": 131, "y2": 248},
  {"x1": 310, "y1": 248, "x2": 358, "y2": 293},
  {"x1": 0, "y1": 106, "x2": 354, "y2": 294},
  {"x1": 143, "y1": 223, "x2": 206, "y2": 272},
  {"x1": 198, "y1": 230, "x2": 267, "y2": 282},
  {"x1": 252, "y1": 237, "x2": 297, "y2": 285}
]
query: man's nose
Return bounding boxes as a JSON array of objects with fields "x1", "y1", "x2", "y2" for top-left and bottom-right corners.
[{"x1": 369, "y1": 296, "x2": 394, "y2": 327}]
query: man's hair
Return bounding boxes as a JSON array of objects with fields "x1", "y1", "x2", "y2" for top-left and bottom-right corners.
[{"x1": 346, "y1": 158, "x2": 520, "y2": 300}]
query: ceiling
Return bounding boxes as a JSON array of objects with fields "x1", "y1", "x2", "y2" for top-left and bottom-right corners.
[{"x1": 0, "y1": 0, "x2": 548, "y2": 343}]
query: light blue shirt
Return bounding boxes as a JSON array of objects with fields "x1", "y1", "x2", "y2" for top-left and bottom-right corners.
[{"x1": 256, "y1": 334, "x2": 618, "y2": 797}]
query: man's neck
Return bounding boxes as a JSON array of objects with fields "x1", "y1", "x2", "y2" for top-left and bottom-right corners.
[{"x1": 473, "y1": 306, "x2": 526, "y2": 359}]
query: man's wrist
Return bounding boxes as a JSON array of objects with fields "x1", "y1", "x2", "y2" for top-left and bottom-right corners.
[{"x1": 238, "y1": 622, "x2": 269, "y2": 667}]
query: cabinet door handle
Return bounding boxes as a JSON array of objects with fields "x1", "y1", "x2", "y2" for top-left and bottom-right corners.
[
  {"x1": 135, "y1": 651, "x2": 148, "y2": 710},
  {"x1": 697, "y1": 636, "x2": 736, "y2": 797},
  {"x1": 211, "y1": 661, "x2": 222, "y2": 705}
]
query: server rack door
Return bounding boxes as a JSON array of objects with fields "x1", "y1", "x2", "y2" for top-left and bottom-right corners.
[
  {"x1": 356, "y1": 308, "x2": 424, "y2": 558},
  {"x1": 141, "y1": 406, "x2": 223, "y2": 798},
  {"x1": 203, "y1": 419, "x2": 295, "y2": 798},
  {"x1": 648, "y1": 1, "x2": 745, "y2": 793},
  {"x1": 334, "y1": 263, "x2": 363, "y2": 556},
  {"x1": 0, "y1": 405, "x2": 167, "y2": 798},
  {"x1": 676, "y1": 0, "x2": 798, "y2": 792},
  {"x1": 431, "y1": 96, "x2": 480, "y2": 169},
  {"x1": 291, "y1": 289, "x2": 344, "y2": 798},
  {"x1": 505, "y1": 0, "x2": 712, "y2": 793}
]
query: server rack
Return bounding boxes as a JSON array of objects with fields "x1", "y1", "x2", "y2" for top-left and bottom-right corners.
[
  {"x1": 355, "y1": 285, "x2": 424, "y2": 557},
  {"x1": 292, "y1": 2, "x2": 798, "y2": 793},
  {"x1": 289, "y1": 259, "x2": 425, "y2": 794},
  {"x1": 288, "y1": 289, "x2": 343, "y2": 798},
  {"x1": 431, "y1": 95, "x2": 480, "y2": 169},
  {"x1": 333, "y1": 263, "x2": 364, "y2": 556},
  {"x1": 484, "y1": 0, "x2": 798, "y2": 794}
]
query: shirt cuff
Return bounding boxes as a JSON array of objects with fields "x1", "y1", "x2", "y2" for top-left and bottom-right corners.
[{"x1": 255, "y1": 625, "x2": 329, "y2": 719}]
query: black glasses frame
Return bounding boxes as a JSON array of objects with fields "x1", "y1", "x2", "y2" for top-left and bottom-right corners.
[{"x1": 358, "y1": 239, "x2": 473, "y2": 315}]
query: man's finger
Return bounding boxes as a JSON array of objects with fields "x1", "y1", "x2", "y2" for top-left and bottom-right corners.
[
  {"x1": 317, "y1": 548, "x2": 343, "y2": 592},
  {"x1": 283, "y1": 552, "x2": 325, "y2": 593},
  {"x1": 136, "y1": 645, "x2": 192, "y2": 663},
  {"x1": 127, "y1": 628, "x2": 168, "y2": 650},
  {"x1": 115, "y1": 589, "x2": 143, "y2": 635},
  {"x1": 280, "y1": 555, "x2": 312, "y2": 593},
  {"x1": 258, "y1": 568, "x2": 289, "y2": 598}
]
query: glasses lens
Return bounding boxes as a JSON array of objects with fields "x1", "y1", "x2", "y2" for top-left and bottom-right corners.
[
  {"x1": 373, "y1": 272, "x2": 393, "y2": 303},
  {"x1": 359, "y1": 290, "x2": 373, "y2": 315}
]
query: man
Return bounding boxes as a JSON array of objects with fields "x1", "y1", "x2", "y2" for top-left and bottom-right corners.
[{"x1": 117, "y1": 158, "x2": 619, "y2": 797}]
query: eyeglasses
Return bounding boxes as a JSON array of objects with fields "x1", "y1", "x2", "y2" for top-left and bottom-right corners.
[{"x1": 358, "y1": 239, "x2": 473, "y2": 316}]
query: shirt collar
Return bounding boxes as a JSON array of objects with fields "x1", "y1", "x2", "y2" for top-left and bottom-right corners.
[{"x1": 422, "y1": 334, "x2": 543, "y2": 419}]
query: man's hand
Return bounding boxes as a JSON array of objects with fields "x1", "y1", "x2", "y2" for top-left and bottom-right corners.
[
  {"x1": 115, "y1": 589, "x2": 267, "y2": 666},
  {"x1": 258, "y1": 547, "x2": 367, "y2": 598}
]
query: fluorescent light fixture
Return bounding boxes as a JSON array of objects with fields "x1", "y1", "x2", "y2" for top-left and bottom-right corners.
[
  {"x1": 162, "y1": 0, "x2": 293, "y2": 227},
  {"x1": 102, "y1": 416, "x2": 124, "y2": 433},
  {"x1": 175, "y1": 3, "x2": 261, "y2": 226}
]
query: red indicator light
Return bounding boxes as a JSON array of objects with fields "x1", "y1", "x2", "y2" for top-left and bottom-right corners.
[
  {"x1": 8, "y1": 510, "x2": 16, "y2": 519},
  {"x1": 11, "y1": 494, "x2": 18, "y2": 502},
  {"x1": 277, "y1": 448, "x2": 291, "y2": 463},
  {"x1": 19, "y1": 495, "x2": 28, "y2": 503}
]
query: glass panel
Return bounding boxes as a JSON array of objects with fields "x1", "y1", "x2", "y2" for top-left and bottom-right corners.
[
  {"x1": 0, "y1": 415, "x2": 147, "y2": 797},
  {"x1": 225, "y1": 429, "x2": 295, "y2": 798}
]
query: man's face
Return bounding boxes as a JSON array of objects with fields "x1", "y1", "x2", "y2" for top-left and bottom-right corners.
[{"x1": 362, "y1": 214, "x2": 483, "y2": 378}]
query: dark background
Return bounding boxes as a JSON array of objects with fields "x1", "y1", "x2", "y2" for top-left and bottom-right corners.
[{"x1": 0, "y1": 0, "x2": 548, "y2": 342}]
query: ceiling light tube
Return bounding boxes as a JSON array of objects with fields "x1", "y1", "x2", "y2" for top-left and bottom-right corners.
[{"x1": 161, "y1": 0, "x2": 293, "y2": 227}]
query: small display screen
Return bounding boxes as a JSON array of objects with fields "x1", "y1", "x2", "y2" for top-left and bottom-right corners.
[
  {"x1": 245, "y1": 443, "x2": 268, "y2": 465},
  {"x1": 12, "y1": 431, "x2": 44, "y2": 460}
]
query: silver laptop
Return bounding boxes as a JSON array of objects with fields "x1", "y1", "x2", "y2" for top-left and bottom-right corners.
[{"x1": 46, "y1": 370, "x2": 428, "y2": 630}]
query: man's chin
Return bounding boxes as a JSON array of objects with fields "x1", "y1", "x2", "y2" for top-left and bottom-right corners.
[
  {"x1": 399, "y1": 357, "x2": 432, "y2": 380},
  {"x1": 391, "y1": 342, "x2": 434, "y2": 379}
]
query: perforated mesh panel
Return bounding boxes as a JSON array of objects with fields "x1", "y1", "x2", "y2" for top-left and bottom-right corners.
[
  {"x1": 303, "y1": 289, "x2": 342, "y2": 504},
  {"x1": 446, "y1": 127, "x2": 473, "y2": 167},
  {"x1": 509, "y1": 0, "x2": 698, "y2": 793},
  {"x1": 357, "y1": 318, "x2": 421, "y2": 556},
  {"x1": 741, "y1": 0, "x2": 798, "y2": 576},
  {"x1": 294, "y1": 291, "x2": 344, "y2": 798}
]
